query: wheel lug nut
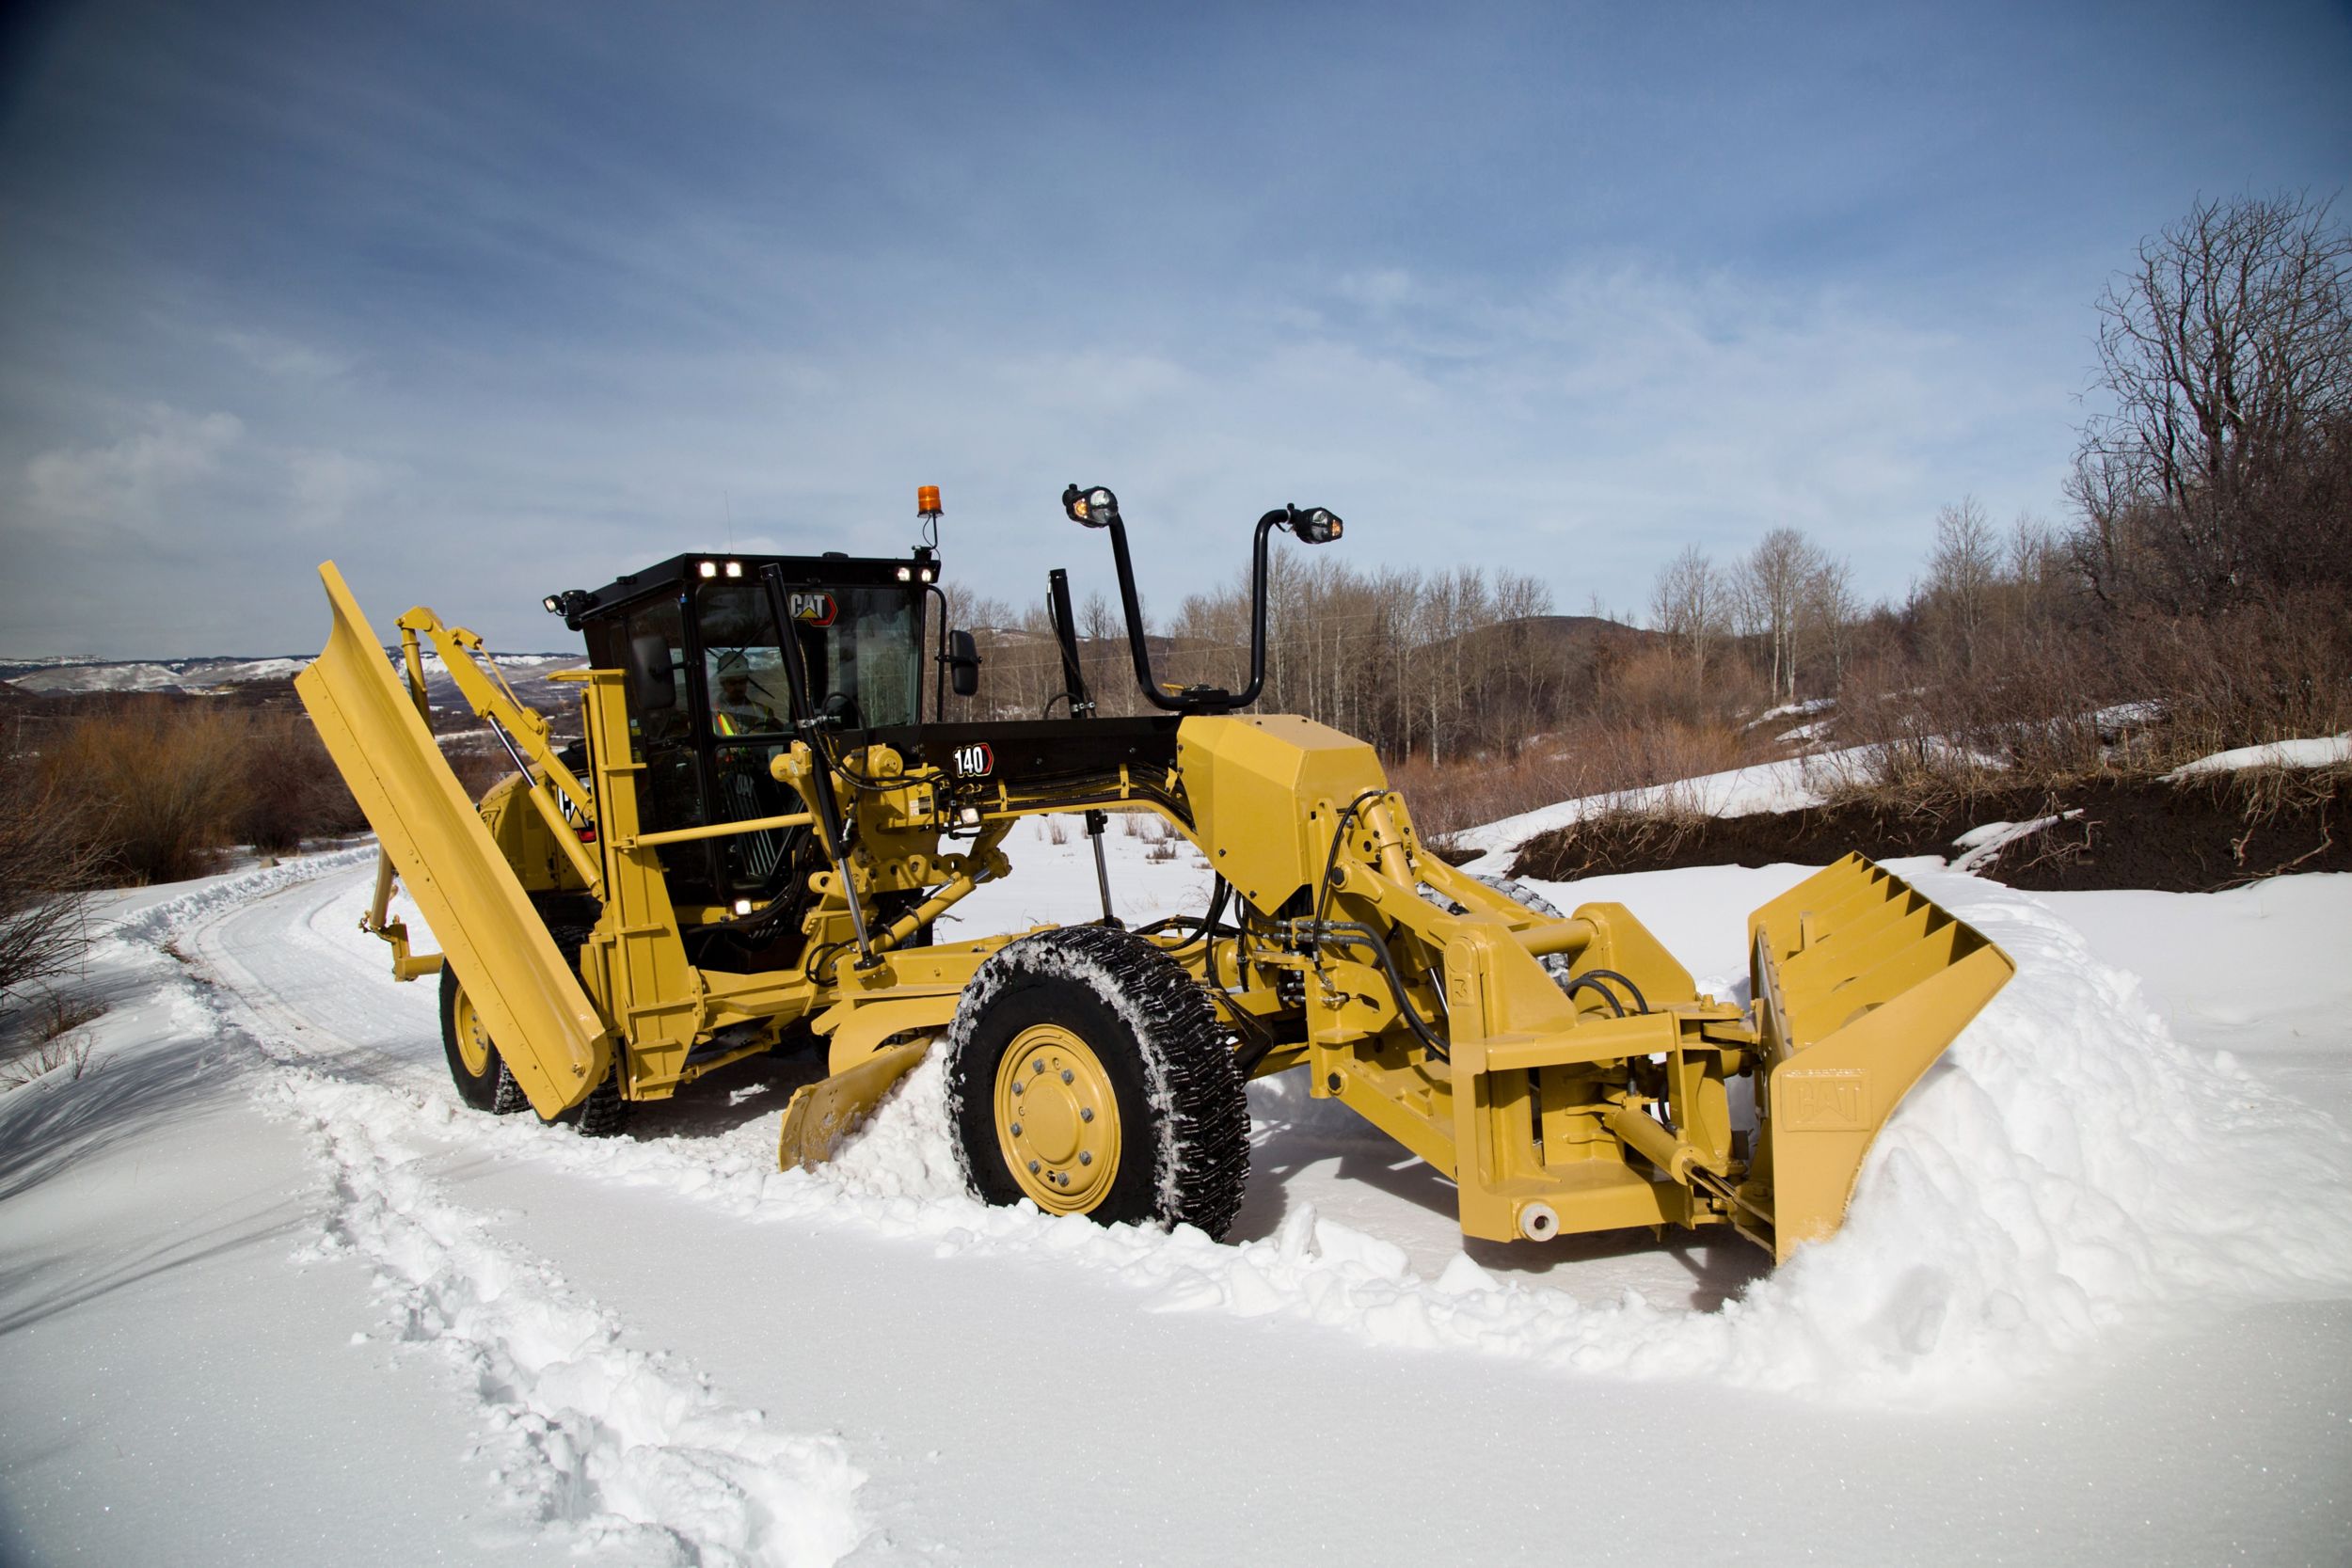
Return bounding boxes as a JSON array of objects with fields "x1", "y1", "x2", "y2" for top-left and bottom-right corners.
[
  {"x1": 1010, "y1": 1123, "x2": 1022, "y2": 1136},
  {"x1": 1079, "y1": 1107, "x2": 1093, "y2": 1122},
  {"x1": 1061, "y1": 1069, "x2": 1073, "y2": 1084},
  {"x1": 1012, "y1": 1080, "x2": 1024, "y2": 1096},
  {"x1": 1027, "y1": 1160, "x2": 1041, "y2": 1174},
  {"x1": 1079, "y1": 1151, "x2": 1092, "y2": 1166},
  {"x1": 1031, "y1": 1058, "x2": 1045, "y2": 1073}
]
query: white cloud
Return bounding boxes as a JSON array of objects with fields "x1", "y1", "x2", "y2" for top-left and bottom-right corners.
[
  {"x1": 24, "y1": 406, "x2": 246, "y2": 530},
  {"x1": 284, "y1": 448, "x2": 395, "y2": 531},
  {"x1": 1334, "y1": 268, "x2": 1415, "y2": 312},
  {"x1": 215, "y1": 327, "x2": 351, "y2": 383}
]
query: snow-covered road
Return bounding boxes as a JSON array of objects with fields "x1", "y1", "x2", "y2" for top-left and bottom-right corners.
[{"x1": 5, "y1": 832, "x2": 2351, "y2": 1565}]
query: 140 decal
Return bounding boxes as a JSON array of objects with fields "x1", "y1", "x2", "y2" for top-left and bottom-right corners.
[{"x1": 951, "y1": 742, "x2": 994, "y2": 778}]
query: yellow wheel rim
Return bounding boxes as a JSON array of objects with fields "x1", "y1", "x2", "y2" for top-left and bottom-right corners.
[
  {"x1": 993, "y1": 1023, "x2": 1120, "y2": 1214},
  {"x1": 452, "y1": 985, "x2": 494, "y2": 1079}
]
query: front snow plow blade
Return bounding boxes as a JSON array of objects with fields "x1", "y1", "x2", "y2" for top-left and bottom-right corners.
[
  {"x1": 777, "y1": 1038, "x2": 932, "y2": 1171},
  {"x1": 1743, "y1": 855, "x2": 2014, "y2": 1260},
  {"x1": 294, "y1": 562, "x2": 612, "y2": 1118}
]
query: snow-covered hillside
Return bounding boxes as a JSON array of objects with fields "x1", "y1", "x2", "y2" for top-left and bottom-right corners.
[
  {"x1": 2, "y1": 823, "x2": 2347, "y2": 1565},
  {"x1": 0, "y1": 650, "x2": 581, "y2": 699}
]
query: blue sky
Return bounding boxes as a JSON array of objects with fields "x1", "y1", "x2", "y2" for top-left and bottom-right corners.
[{"x1": 3, "y1": 0, "x2": 2347, "y2": 656}]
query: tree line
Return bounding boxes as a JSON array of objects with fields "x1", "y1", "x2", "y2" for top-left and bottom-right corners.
[{"x1": 945, "y1": 192, "x2": 2350, "y2": 813}]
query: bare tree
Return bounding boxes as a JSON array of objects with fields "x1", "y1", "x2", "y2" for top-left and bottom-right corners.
[
  {"x1": 1648, "y1": 544, "x2": 1726, "y2": 688},
  {"x1": 1732, "y1": 527, "x2": 1827, "y2": 706},
  {"x1": 1924, "y1": 497, "x2": 1999, "y2": 669},
  {"x1": 2069, "y1": 192, "x2": 2352, "y2": 610},
  {"x1": 1804, "y1": 554, "x2": 1861, "y2": 690}
]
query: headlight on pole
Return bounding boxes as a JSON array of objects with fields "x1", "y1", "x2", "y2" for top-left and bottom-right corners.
[{"x1": 1061, "y1": 483, "x2": 1119, "y2": 529}]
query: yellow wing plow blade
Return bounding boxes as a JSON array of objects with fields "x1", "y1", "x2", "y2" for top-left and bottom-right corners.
[
  {"x1": 1743, "y1": 854, "x2": 2014, "y2": 1260},
  {"x1": 776, "y1": 1037, "x2": 933, "y2": 1172},
  {"x1": 294, "y1": 562, "x2": 611, "y2": 1118}
]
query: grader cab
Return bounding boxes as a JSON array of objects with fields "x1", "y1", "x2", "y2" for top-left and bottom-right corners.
[{"x1": 296, "y1": 486, "x2": 2010, "y2": 1261}]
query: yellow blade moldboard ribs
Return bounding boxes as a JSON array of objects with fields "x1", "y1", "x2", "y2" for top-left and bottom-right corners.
[
  {"x1": 1747, "y1": 854, "x2": 2014, "y2": 1261},
  {"x1": 294, "y1": 562, "x2": 611, "y2": 1117}
]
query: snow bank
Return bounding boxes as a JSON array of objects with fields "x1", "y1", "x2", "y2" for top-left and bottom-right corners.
[
  {"x1": 143, "y1": 854, "x2": 2352, "y2": 1416},
  {"x1": 2161, "y1": 734, "x2": 2351, "y2": 780},
  {"x1": 1449, "y1": 751, "x2": 1855, "y2": 862},
  {"x1": 801, "y1": 874, "x2": 2352, "y2": 1402},
  {"x1": 103, "y1": 845, "x2": 379, "y2": 949}
]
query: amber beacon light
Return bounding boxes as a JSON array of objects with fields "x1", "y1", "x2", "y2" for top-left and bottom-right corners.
[{"x1": 917, "y1": 485, "x2": 943, "y2": 518}]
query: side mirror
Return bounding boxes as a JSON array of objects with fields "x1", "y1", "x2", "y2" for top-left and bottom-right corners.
[
  {"x1": 628, "y1": 633, "x2": 676, "y2": 712},
  {"x1": 947, "y1": 629, "x2": 981, "y2": 698}
]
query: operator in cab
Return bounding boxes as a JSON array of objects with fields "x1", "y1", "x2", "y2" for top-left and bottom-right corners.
[{"x1": 711, "y1": 651, "x2": 781, "y2": 735}]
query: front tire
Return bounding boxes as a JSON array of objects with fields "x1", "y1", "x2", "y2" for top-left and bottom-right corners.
[{"x1": 946, "y1": 926, "x2": 1248, "y2": 1238}]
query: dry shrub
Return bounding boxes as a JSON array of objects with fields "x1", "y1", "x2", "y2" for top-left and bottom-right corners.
[
  {"x1": 1394, "y1": 717, "x2": 1756, "y2": 846},
  {"x1": 40, "y1": 701, "x2": 247, "y2": 883},
  {"x1": 2200, "y1": 761, "x2": 2348, "y2": 878},
  {"x1": 1824, "y1": 624, "x2": 2124, "y2": 806},
  {"x1": 35, "y1": 700, "x2": 370, "y2": 883},
  {"x1": 1391, "y1": 751, "x2": 1591, "y2": 844},
  {"x1": 1565, "y1": 715, "x2": 1756, "y2": 797},
  {"x1": 1514, "y1": 795, "x2": 1710, "y2": 880},
  {"x1": 0, "y1": 761, "x2": 108, "y2": 1000},
  {"x1": 237, "y1": 710, "x2": 368, "y2": 851},
  {"x1": 440, "y1": 738, "x2": 515, "y2": 800},
  {"x1": 1592, "y1": 643, "x2": 1767, "y2": 731},
  {"x1": 0, "y1": 991, "x2": 107, "y2": 1087},
  {"x1": 2120, "y1": 590, "x2": 2352, "y2": 770}
]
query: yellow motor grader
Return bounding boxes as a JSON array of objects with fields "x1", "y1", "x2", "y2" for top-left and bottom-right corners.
[{"x1": 296, "y1": 485, "x2": 2010, "y2": 1260}]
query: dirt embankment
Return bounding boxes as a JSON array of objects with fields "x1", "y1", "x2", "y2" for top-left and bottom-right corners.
[{"x1": 1506, "y1": 770, "x2": 2350, "y2": 894}]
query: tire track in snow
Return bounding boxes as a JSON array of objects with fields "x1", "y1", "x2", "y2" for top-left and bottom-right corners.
[
  {"x1": 282, "y1": 1073, "x2": 866, "y2": 1568},
  {"x1": 167, "y1": 857, "x2": 870, "y2": 1567}
]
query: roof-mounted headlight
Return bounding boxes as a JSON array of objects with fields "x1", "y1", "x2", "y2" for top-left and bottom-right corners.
[
  {"x1": 1289, "y1": 505, "x2": 1343, "y2": 545},
  {"x1": 1061, "y1": 483, "x2": 1119, "y2": 529}
]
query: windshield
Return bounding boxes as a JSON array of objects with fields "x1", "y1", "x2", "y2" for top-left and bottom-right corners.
[{"x1": 696, "y1": 581, "x2": 921, "y2": 732}]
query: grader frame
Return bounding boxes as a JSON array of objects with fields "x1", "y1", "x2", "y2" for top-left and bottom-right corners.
[{"x1": 296, "y1": 488, "x2": 2011, "y2": 1262}]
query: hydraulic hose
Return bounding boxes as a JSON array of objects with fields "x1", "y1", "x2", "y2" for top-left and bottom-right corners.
[
  {"x1": 1299, "y1": 919, "x2": 1450, "y2": 1062},
  {"x1": 1562, "y1": 974, "x2": 1627, "y2": 1017},
  {"x1": 1573, "y1": 967, "x2": 1650, "y2": 1015}
]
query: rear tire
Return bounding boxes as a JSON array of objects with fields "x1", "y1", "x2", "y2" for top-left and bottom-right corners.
[
  {"x1": 946, "y1": 926, "x2": 1248, "y2": 1238},
  {"x1": 439, "y1": 964, "x2": 521, "y2": 1114},
  {"x1": 437, "y1": 925, "x2": 627, "y2": 1134}
]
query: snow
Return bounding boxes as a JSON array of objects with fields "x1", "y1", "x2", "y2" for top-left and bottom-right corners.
[
  {"x1": 1449, "y1": 724, "x2": 2351, "y2": 871},
  {"x1": 202, "y1": 656, "x2": 306, "y2": 684},
  {"x1": 0, "y1": 651, "x2": 581, "y2": 700},
  {"x1": 1750, "y1": 697, "x2": 1836, "y2": 726},
  {"x1": 1449, "y1": 749, "x2": 1863, "y2": 863},
  {"x1": 4, "y1": 820, "x2": 2350, "y2": 1563},
  {"x1": 2161, "y1": 733, "x2": 2351, "y2": 780},
  {"x1": 1948, "y1": 812, "x2": 2075, "y2": 875},
  {"x1": 8, "y1": 660, "x2": 187, "y2": 693}
]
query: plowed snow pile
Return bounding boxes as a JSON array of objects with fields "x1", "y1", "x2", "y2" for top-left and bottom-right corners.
[{"x1": 806, "y1": 872, "x2": 2352, "y2": 1402}]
